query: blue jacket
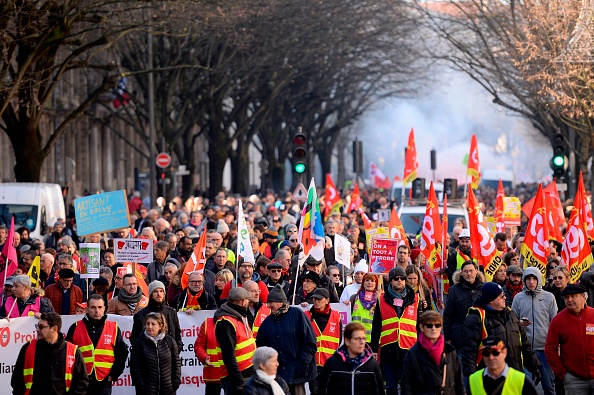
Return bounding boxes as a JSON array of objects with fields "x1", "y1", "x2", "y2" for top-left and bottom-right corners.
[{"x1": 255, "y1": 306, "x2": 317, "y2": 384}]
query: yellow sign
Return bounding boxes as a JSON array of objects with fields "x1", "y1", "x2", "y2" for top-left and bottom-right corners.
[
  {"x1": 503, "y1": 197, "x2": 521, "y2": 226},
  {"x1": 366, "y1": 227, "x2": 389, "y2": 252},
  {"x1": 485, "y1": 217, "x2": 497, "y2": 237}
]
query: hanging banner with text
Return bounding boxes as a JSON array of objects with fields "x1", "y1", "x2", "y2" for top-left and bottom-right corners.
[
  {"x1": 74, "y1": 190, "x2": 131, "y2": 236},
  {"x1": 114, "y1": 238, "x2": 154, "y2": 263},
  {"x1": 369, "y1": 238, "x2": 398, "y2": 274}
]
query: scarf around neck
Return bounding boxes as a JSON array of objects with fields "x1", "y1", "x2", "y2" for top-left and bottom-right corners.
[
  {"x1": 256, "y1": 370, "x2": 285, "y2": 395},
  {"x1": 145, "y1": 331, "x2": 166, "y2": 347},
  {"x1": 357, "y1": 288, "x2": 377, "y2": 310},
  {"x1": 418, "y1": 332, "x2": 444, "y2": 366}
]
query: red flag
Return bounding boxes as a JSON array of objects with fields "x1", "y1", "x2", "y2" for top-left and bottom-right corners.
[
  {"x1": 466, "y1": 134, "x2": 481, "y2": 189},
  {"x1": 467, "y1": 186, "x2": 502, "y2": 281},
  {"x1": 545, "y1": 192, "x2": 563, "y2": 243},
  {"x1": 358, "y1": 208, "x2": 373, "y2": 230},
  {"x1": 442, "y1": 194, "x2": 449, "y2": 262},
  {"x1": 348, "y1": 183, "x2": 362, "y2": 212},
  {"x1": 495, "y1": 179, "x2": 505, "y2": 233},
  {"x1": 388, "y1": 206, "x2": 409, "y2": 247},
  {"x1": 577, "y1": 172, "x2": 594, "y2": 243},
  {"x1": 421, "y1": 182, "x2": 443, "y2": 270},
  {"x1": 403, "y1": 128, "x2": 418, "y2": 185},
  {"x1": 520, "y1": 184, "x2": 549, "y2": 281},
  {"x1": 522, "y1": 182, "x2": 564, "y2": 225},
  {"x1": 0, "y1": 217, "x2": 18, "y2": 287},
  {"x1": 324, "y1": 174, "x2": 343, "y2": 220},
  {"x1": 181, "y1": 230, "x2": 207, "y2": 289},
  {"x1": 562, "y1": 183, "x2": 593, "y2": 282},
  {"x1": 370, "y1": 162, "x2": 391, "y2": 189}
]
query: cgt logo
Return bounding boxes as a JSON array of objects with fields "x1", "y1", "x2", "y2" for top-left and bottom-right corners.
[{"x1": 0, "y1": 327, "x2": 10, "y2": 347}]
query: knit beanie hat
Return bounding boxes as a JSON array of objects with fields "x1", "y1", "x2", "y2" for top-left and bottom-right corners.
[
  {"x1": 410, "y1": 249, "x2": 422, "y2": 262},
  {"x1": 388, "y1": 266, "x2": 407, "y2": 281},
  {"x1": 148, "y1": 280, "x2": 166, "y2": 296},
  {"x1": 267, "y1": 284, "x2": 288, "y2": 303},
  {"x1": 479, "y1": 282, "x2": 504, "y2": 305}
]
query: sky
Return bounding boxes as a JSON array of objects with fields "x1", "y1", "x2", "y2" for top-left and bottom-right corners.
[{"x1": 356, "y1": 67, "x2": 553, "y2": 185}]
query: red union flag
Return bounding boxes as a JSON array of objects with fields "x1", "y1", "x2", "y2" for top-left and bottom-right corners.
[
  {"x1": 403, "y1": 128, "x2": 418, "y2": 185},
  {"x1": 495, "y1": 179, "x2": 505, "y2": 233},
  {"x1": 466, "y1": 134, "x2": 481, "y2": 189},
  {"x1": 348, "y1": 183, "x2": 362, "y2": 212},
  {"x1": 467, "y1": 186, "x2": 502, "y2": 281},
  {"x1": 388, "y1": 206, "x2": 409, "y2": 247},
  {"x1": 324, "y1": 173, "x2": 342, "y2": 220},
  {"x1": 562, "y1": 183, "x2": 593, "y2": 282},
  {"x1": 181, "y1": 229, "x2": 207, "y2": 289},
  {"x1": 520, "y1": 184, "x2": 549, "y2": 282},
  {"x1": 370, "y1": 162, "x2": 391, "y2": 189},
  {"x1": 544, "y1": 192, "x2": 563, "y2": 243},
  {"x1": 421, "y1": 182, "x2": 442, "y2": 270},
  {"x1": 577, "y1": 172, "x2": 594, "y2": 243}
]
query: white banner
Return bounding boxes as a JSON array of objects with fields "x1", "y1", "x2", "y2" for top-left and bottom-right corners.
[
  {"x1": 0, "y1": 304, "x2": 351, "y2": 394},
  {"x1": 114, "y1": 238, "x2": 154, "y2": 264}
]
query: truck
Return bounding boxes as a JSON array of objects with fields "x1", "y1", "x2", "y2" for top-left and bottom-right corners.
[{"x1": 0, "y1": 183, "x2": 66, "y2": 240}]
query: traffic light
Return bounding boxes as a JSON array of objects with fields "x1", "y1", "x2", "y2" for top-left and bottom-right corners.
[
  {"x1": 292, "y1": 128, "x2": 307, "y2": 174},
  {"x1": 549, "y1": 134, "x2": 567, "y2": 179}
]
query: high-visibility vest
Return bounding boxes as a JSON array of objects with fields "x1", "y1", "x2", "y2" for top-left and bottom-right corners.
[
  {"x1": 200, "y1": 318, "x2": 222, "y2": 383},
  {"x1": 456, "y1": 250, "x2": 476, "y2": 270},
  {"x1": 72, "y1": 320, "x2": 116, "y2": 381},
  {"x1": 352, "y1": 298, "x2": 374, "y2": 342},
  {"x1": 23, "y1": 338, "x2": 77, "y2": 394},
  {"x1": 469, "y1": 367, "x2": 525, "y2": 395},
  {"x1": 252, "y1": 304, "x2": 271, "y2": 338},
  {"x1": 378, "y1": 293, "x2": 419, "y2": 350},
  {"x1": 305, "y1": 309, "x2": 341, "y2": 366},
  {"x1": 468, "y1": 307, "x2": 488, "y2": 365},
  {"x1": 216, "y1": 315, "x2": 256, "y2": 378}
]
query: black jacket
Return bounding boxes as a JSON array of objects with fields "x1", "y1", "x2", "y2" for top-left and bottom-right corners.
[
  {"x1": 401, "y1": 341, "x2": 466, "y2": 395},
  {"x1": 173, "y1": 289, "x2": 217, "y2": 311},
  {"x1": 242, "y1": 373, "x2": 290, "y2": 395},
  {"x1": 130, "y1": 300, "x2": 184, "y2": 352},
  {"x1": 446, "y1": 248, "x2": 474, "y2": 283},
  {"x1": 214, "y1": 302, "x2": 256, "y2": 394},
  {"x1": 11, "y1": 333, "x2": 89, "y2": 395},
  {"x1": 130, "y1": 332, "x2": 181, "y2": 395},
  {"x1": 318, "y1": 344, "x2": 385, "y2": 395},
  {"x1": 443, "y1": 271, "x2": 484, "y2": 349},
  {"x1": 66, "y1": 315, "x2": 129, "y2": 382},
  {"x1": 290, "y1": 272, "x2": 339, "y2": 303},
  {"x1": 460, "y1": 303, "x2": 540, "y2": 377}
]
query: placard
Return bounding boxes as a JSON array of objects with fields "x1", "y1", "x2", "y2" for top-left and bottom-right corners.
[
  {"x1": 485, "y1": 217, "x2": 497, "y2": 237},
  {"x1": 365, "y1": 226, "x2": 389, "y2": 252},
  {"x1": 79, "y1": 243, "x2": 100, "y2": 278},
  {"x1": 503, "y1": 197, "x2": 521, "y2": 226},
  {"x1": 74, "y1": 190, "x2": 131, "y2": 236},
  {"x1": 369, "y1": 237, "x2": 398, "y2": 274},
  {"x1": 378, "y1": 209, "x2": 390, "y2": 222},
  {"x1": 333, "y1": 234, "x2": 351, "y2": 267},
  {"x1": 114, "y1": 238, "x2": 154, "y2": 263}
]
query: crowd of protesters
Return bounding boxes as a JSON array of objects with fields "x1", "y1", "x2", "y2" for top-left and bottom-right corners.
[{"x1": 4, "y1": 181, "x2": 594, "y2": 395}]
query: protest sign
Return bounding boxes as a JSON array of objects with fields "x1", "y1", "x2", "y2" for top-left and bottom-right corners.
[
  {"x1": 74, "y1": 190, "x2": 130, "y2": 236},
  {"x1": 114, "y1": 238, "x2": 154, "y2": 264},
  {"x1": 378, "y1": 209, "x2": 390, "y2": 222},
  {"x1": 365, "y1": 226, "x2": 389, "y2": 252},
  {"x1": 333, "y1": 234, "x2": 351, "y2": 267},
  {"x1": 369, "y1": 238, "x2": 398, "y2": 274},
  {"x1": 79, "y1": 243, "x2": 100, "y2": 278},
  {"x1": 503, "y1": 197, "x2": 521, "y2": 226}
]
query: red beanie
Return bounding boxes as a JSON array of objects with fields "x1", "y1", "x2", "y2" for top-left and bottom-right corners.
[{"x1": 410, "y1": 248, "x2": 422, "y2": 262}]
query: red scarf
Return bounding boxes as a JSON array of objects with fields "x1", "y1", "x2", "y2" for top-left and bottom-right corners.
[
  {"x1": 505, "y1": 280, "x2": 523, "y2": 299},
  {"x1": 186, "y1": 289, "x2": 204, "y2": 309},
  {"x1": 418, "y1": 332, "x2": 444, "y2": 366},
  {"x1": 457, "y1": 248, "x2": 472, "y2": 262},
  {"x1": 313, "y1": 304, "x2": 331, "y2": 315}
]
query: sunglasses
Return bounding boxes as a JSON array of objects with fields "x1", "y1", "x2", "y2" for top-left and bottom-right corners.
[
  {"x1": 331, "y1": 274, "x2": 340, "y2": 277},
  {"x1": 424, "y1": 323, "x2": 442, "y2": 329},
  {"x1": 482, "y1": 349, "x2": 501, "y2": 357},
  {"x1": 392, "y1": 276, "x2": 406, "y2": 281},
  {"x1": 289, "y1": 239, "x2": 298, "y2": 242},
  {"x1": 269, "y1": 269, "x2": 282, "y2": 273},
  {"x1": 553, "y1": 276, "x2": 565, "y2": 280}
]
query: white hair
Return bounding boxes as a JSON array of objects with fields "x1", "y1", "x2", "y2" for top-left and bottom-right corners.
[{"x1": 252, "y1": 346, "x2": 278, "y2": 370}]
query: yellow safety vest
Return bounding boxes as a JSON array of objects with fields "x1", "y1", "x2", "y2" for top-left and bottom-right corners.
[
  {"x1": 352, "y1": 298, "x2": 374, "y2": 342},
  {"x1": 469, "y1": 367, "x2": 525, "y2": 395}
]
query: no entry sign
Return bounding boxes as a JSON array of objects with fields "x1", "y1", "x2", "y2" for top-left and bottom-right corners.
[{"x1": 156, "y1": 152, "x2": 172, "y2": 168}]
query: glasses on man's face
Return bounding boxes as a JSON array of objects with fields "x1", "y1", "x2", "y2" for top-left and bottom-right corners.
[
  {"x1": 392, "y1": 276, "x2": 406, "y2": 282},
  {"x1": 35, "y1": 324, "x2": 50, "y2": 330},
  {"x1": 269, "y1": 269, "x2": 282, "y2": 273},
  {"x1": 289, "y1": 239, "x2": 298, "y2": 243},
  {"x1": 482, "y1": 349, "x2": 501, "y2": 358},
  {"x1": 424, "y1": 323, "x2": 442, "y2": 329},
  {"x1": 331, "y1": 273, "x2": 340, "y2": 277},
  {"x1": 189, "y1": 280, "x2": 204, "y2": 284}
]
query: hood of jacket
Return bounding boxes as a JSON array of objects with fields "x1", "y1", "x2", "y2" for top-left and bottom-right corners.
[
  {"x1": 522, "y1": 267, "x2": 543, "y2": 293},
  {"x1": 453, "y1": 270, "x2": 485, "y2": 288},
  {"x1": 335, "y1": 343, "x2": 374, "y2": 368}
]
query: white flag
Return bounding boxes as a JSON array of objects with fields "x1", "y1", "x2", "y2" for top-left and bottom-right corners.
[
  {"x1": 333, "y1": 234, "x2": 351, "y2": 267},
  {"x1": 236, "y1": 200, "x2": 255, "y2": 264}
]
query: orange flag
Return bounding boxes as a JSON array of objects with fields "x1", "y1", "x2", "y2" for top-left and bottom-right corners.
[
  {"x1": 421, "y1": 182, "x2": 443, "y2": 270},
  {"x1": 358, "y1": 208, "x2": 373, "y2": 230},
  {"x1": 495, "y1": 179, "x2": 505, "y2": 233},
  {"x1": 577, "y1": 172, "x2": 594, "y2": 243},
  {"x1": 520, "y1": 184, "x2": 549, "y2": 281},
  {"x1": 388, "y1": 206, "x2": 409, "y2": 247},
  {"x1": 467, "y1": 186, "x2": 502, "y2": 281},
  {"x1": 403, "y1": 128, "x2": 418, "y2": 185},
  {"x1": 324, "y1": 174, "x2": 343, "y2": 220},
  {"x1": 123, "y1": 262, "x2": 149, "y2": 298},
  {"x1": 348, "y1": 183, "x2": 362, "y2": 212},
  {"x1": 466, "y1": 134, "x2": 481, "y2": 189},
  {"x1": 181, "y1": 230, "x2": 207, "y2": 289},
  {"x1": 562, "y1": 183, "x2": 593, "y2": 282},
  {"x1": 544, "y1": 193, "x2": 563, "y2": 243}
]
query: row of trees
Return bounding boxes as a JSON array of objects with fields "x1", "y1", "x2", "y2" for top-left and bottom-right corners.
[{"x1": 1, "y1": 0, "x2": 425, "y2": 196}]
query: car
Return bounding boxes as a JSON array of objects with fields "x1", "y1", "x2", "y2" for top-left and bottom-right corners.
[{"x1": 398, "y1": 202, "x2": 468, "y2": 237}]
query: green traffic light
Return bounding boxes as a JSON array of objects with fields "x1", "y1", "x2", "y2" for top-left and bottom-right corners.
[
  {"x1": 294, "y1": 163, "x2": 306, "y2": 174},
  {"x1": 553, "y1": 155, "x2": 564, "y2": 167}
]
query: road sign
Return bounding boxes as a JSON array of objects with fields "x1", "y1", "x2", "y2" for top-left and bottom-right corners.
[
  {"x1": 156, "y1": 152, "x2": 171, "y2": 168},
  {"x1": 293, "y1": 183, "x2": 308, "y2": 202}
]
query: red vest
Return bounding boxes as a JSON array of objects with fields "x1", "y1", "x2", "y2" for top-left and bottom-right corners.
[
  {"x1": 23, "y1": 339, "x2": 77, "y2": 394},
  {"x1": 71, "y1": 320, "x2": 117, "y2": 381},
  {"x1": 252, "y1": 304, "x2": 271, "y2": 338},
  {"x1": 200, "y1": 318, "x2": 223, "y2": 383},
  {"x1": 305, "y1": 309, "x2": 341, "y2": 366},
  {"x1": 378, "y1": 293, "x2": 419, "y2": 350},
  {"x1": 216, "y1": 315, "x2": 256, "y2": 378}
]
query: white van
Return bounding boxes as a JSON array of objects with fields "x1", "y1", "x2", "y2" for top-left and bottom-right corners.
[
  {"x1": 398, "y1": 204, "x2": 469, "y2": 236},
  {"x1": 390, "y1": 181, "x2": 444, "y2": 202},
  {"x1": 0, "y1": 183, "x2": 66, "y2": 240}
]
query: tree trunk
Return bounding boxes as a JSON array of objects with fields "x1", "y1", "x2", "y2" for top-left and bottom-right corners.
[
  {"x1": 229, "y1": 139, "x2": 250, "y2": 196},
  {"x1": 207, "y1": 126, "x2": 228, "y2": 198},
  {"x1": 8, "y1": 123, "x2": 46, "y2": 182}
]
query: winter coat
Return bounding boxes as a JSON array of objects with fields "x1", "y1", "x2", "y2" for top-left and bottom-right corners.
[
  {"x1": 318, "y1": 344, "x2": 385, "y2": 395},
  {"x1": 443, "y1": 271, "x2": 484, "y2": 349},
  {"x1": 147, "y1": 259, "x2": 167, "y2": 284},
  {"x1": 11, "y1": 333, "x2": 89, "y2": 395},
  {"x1": 172, "y1": 289, "x2": 217, "y2": 311},
  {"x1": 44, "y1": 283, "x2": 83, "y2": 315},
  {"x1": 242, "y1": 373, "x2": 290, "y2": 395},
  {"x1": 130, "y1": 302, "x2": 183, "y2": 352},
  {"x1": 256, "y1": 306, "x2": 318, "y2": 385},
  {"x1": 460, "y1": 301, "x2": 540, "y2": 377},
  {"x1": 401, "y1": 341, "x2": 466, "y2": 395},
  {"x1": 511, "y1": 267, "x2": 557, "y2": 350},
  {"x1": 130, "y1": 332, "x2": 181, "y2": 395},
  {"x1": 221, "y1": 273, "x2": 269, "y2": 302}
]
